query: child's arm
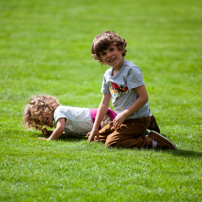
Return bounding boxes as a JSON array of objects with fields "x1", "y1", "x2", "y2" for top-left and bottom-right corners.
[
  {"x1": 113, "y1": 85, "x2": 148, "y2": 129},
  {"x1": 38, "y1": 118, "x2": 65, "y2": 140},
  {"x1": 88, "y1": 93, "x2": 111, "y2": 142}
]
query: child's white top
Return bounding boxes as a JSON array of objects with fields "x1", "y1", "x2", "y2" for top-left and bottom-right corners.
[
  {"x1": 101, "y1": 60, "x2": 150, "y2": 119},
  {"x1": 54, "y1": 106, "x2": 93, "y2": 135}
]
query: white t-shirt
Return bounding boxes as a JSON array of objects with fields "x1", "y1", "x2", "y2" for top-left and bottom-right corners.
[{"x1": 54, "y1": 106, "x2": 93, "y2": 135}]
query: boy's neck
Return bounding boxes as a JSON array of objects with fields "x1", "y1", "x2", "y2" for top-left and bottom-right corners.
[{"x1": 112, "y1": 59, "x2": 124, "y2": 76}]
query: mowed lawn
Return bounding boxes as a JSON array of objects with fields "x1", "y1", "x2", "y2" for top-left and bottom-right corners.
[{"x1": 0, "y1": 0, "x2": 201, "y2": 201}]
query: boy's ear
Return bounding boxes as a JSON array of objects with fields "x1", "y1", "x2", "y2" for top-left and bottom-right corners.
[{"x1": 121, "y1": 48, "x2": 125, "y2": 54}]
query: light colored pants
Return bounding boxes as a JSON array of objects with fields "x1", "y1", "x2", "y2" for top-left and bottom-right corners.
[{"x1": 95, "y1": 116, "x2": 153, "y2": 149}]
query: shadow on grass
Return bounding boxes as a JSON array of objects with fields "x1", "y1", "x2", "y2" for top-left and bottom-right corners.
[
  {"x1": 33, "y1": 133, "x2": 202, "y2": 158},
  {"x1": 33, "y1": 133, "x2": 87, "y2": 142},
  {"x1": 58, "y1": 135, "x2": 87, "y2": 142},
  {"x1": 164, "y1": 149, "x2": 202, "y2": 158}
]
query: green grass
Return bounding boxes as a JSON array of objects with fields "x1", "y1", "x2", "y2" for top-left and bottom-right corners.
[{"x1": 0, "y1": 0, "x2": 202, "y2": 201}]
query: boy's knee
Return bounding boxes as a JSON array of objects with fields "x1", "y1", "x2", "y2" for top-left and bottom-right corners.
[
  {"x1": 105, "y1": 136, "x2": 118, "y2": 148},
  {"x1": 105, "y1": 142, "x2": 116, "y2": 148}
]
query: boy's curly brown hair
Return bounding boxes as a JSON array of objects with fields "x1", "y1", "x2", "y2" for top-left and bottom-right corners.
[
  {"x1": 91, "y1": 31, "x2": 127, "y2": 65},
  {"x1": 23, "y1": 94, "x2": 60, "y2": 131}
]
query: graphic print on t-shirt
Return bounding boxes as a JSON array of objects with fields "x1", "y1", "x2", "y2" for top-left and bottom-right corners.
[{"x1": 110, "y1": 82, "x2": 130, "y2": 101}]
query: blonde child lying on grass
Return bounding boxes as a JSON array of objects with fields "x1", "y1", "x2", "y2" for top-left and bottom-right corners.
[{"x1": 23, "y1": 94, "x2": 117, "y2": 140}]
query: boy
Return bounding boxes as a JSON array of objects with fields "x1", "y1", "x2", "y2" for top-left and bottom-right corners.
[{"x1": 88, "y1": 31, "x2": 177, "y2": 149}]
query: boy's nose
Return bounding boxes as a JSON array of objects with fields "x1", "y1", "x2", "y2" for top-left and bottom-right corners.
[{"x1": 106, "y1": 52, "x2": 112, "y2": 58}]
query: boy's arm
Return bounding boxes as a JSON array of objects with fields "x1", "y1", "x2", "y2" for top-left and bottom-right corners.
[
  {"x1": 38, "y1": 118, "x2": 65, "y2": 140},
  {"x1": 113, "y1": 85, "x2": 148, "y2": 129},
  {"x1": 88, "y1": 93, "x2": 111, "y2": 142}
]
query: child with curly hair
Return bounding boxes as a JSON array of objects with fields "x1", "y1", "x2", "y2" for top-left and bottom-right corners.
[
  {"x1": 88, "y1": 31, "x2": 177, "y2": 149},
  {"x1": 23, "y1": 94, "x2": 117, "y2": 140}
]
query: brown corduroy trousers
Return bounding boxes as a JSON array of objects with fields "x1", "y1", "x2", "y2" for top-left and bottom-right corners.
[{"x1": 95, "y1": 116, "x2": 153, "y2": 149}]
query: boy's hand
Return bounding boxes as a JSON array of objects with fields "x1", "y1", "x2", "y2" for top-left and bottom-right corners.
[
  {"x1": 113, "y1": 112, "x2": 127, "y2": 130},
  {"x1": 87, "y1": 129, "x2": 100, "y2": 142}
]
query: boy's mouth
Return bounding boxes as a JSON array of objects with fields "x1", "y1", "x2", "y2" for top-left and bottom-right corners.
[{"x1": 108, "y1": 57, "x2": 116, "y2": 63}]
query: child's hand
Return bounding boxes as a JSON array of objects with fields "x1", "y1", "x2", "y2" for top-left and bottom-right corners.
[
  {"x1": 38, "y1": 137, "x2": 48, "y2": 140},
  {"x1": 87, "y1": 129, "x2": 100, "y2": 142}
]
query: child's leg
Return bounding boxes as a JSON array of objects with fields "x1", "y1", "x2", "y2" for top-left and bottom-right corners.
[
  {"x1": 101, "y1": 113, "x2": 112, "y2": 128},
  {"x1": 94, "y1": 122, "x2": 114, "y2": 142},
  {"x1": 106, "y1": 132, "x2": 153, "y2": 148},
  {"x1": 103, "y1": 117, "x2": 152, "y2": 148}
]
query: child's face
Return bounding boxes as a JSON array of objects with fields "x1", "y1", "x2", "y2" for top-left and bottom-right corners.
[
  {"x1": 100, "y1": 44, "x2": 124, "y2": 70},
  {"x1": 38, "y1": 112, "x2": 54, "y2": 127}
]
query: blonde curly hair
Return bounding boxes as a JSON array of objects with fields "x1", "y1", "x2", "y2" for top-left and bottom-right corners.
[
  {"x1": 91, "y1": 31, "x2": 127, "y2": 65},
  {"x1": 23, "y1": 94, "x2": 60, "y2": 131}
]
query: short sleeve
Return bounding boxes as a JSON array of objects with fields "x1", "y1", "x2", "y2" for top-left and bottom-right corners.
[
  {"x1": 54, "y1": 107, "x2": 67, "y2": 123},
  {"x1": 127, "y1": 67, "x2": 145, "y2": 90},
  {"x1": 101, "y1": 74, "x2": 110, "y2": 93}
]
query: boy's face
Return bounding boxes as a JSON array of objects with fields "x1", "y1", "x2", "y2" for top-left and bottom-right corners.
[{"x1": 100, "y1": 44, "x2": 124, "y2": 70}]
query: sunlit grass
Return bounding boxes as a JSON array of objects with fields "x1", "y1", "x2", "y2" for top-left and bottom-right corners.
[{"x1": 0, "y1": 0, "x2": 202, "y2": 201}]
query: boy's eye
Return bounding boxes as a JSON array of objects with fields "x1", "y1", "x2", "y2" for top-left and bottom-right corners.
[
  {"x1": 109, "y1": 48, "x2": 114, "y2": 51},
  {"x1": 101, "y1": 52, "x2": 106, "y2": 56}
]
